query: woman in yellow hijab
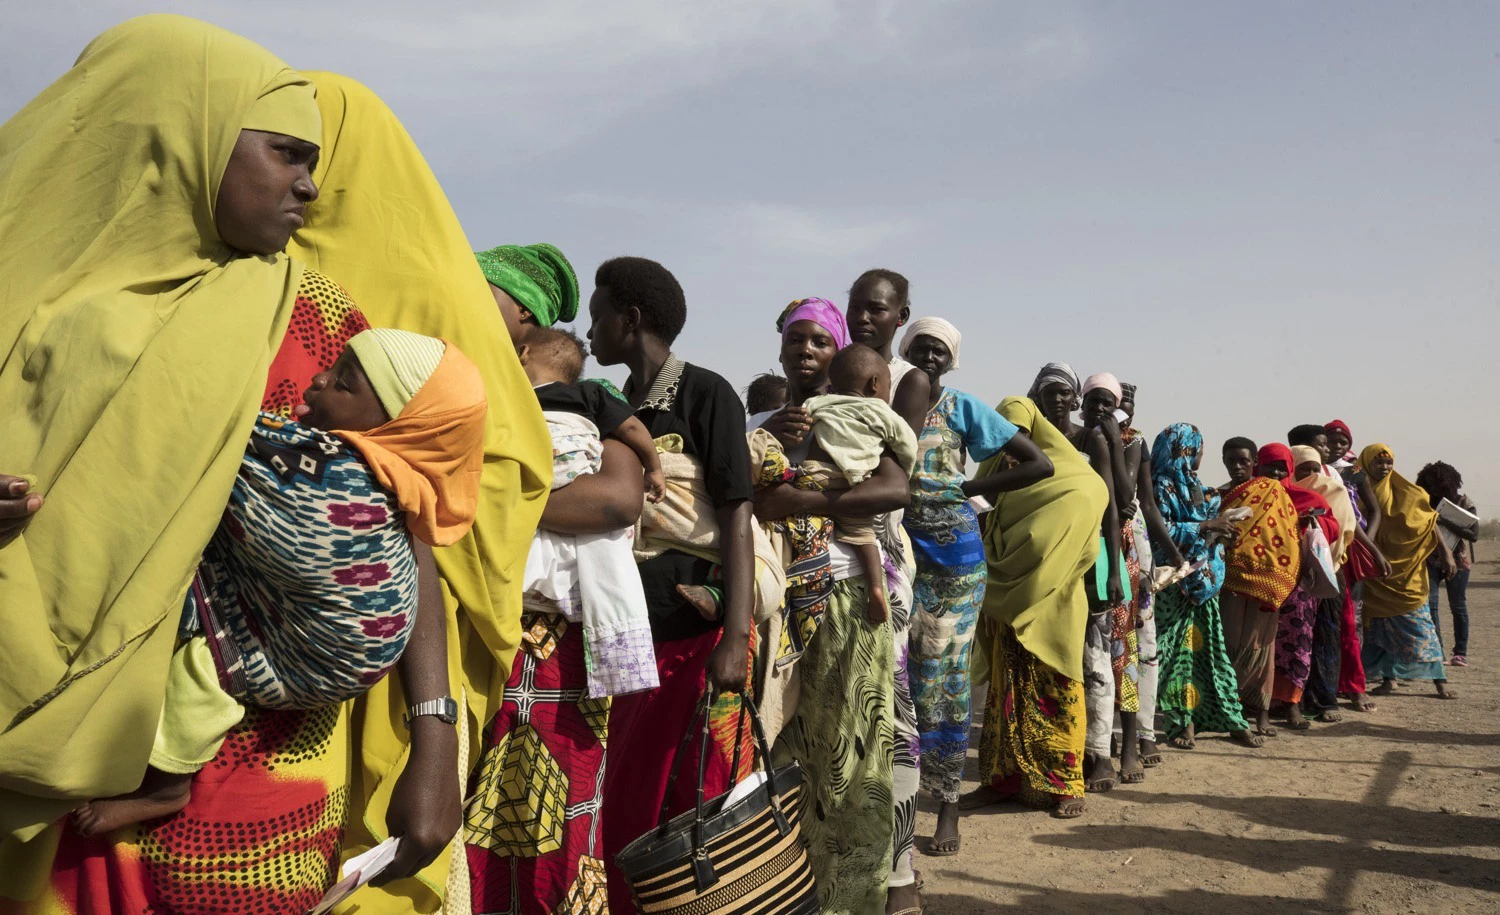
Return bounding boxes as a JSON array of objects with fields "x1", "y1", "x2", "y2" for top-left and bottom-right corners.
[
  {"x1": 0, "y1": 14, "x2": 324, "y2": 903},
  {"x1": 285, "y1": 73, "x2": 552, "y2": 913},
  {"x1": 965, "y1": 396, "x2": 1108, "y2": 820},
  {"x1": 1358, "y1": 444, "x2": 1457, "y2": 700}
]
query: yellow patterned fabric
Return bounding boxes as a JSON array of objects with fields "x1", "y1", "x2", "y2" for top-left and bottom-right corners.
[
  {"x1": 1221, "y1": 477, "x2": 1302, "y2": 610},
  {"x1": 0, "y1": 15, "x2": 316, "y2": 885},
  {"x1": 1358, "y1": 443, "x2": 1438, "y2": 619},
  {"x1": 284, "y1": 72, "x2": 551, "y2": 912}
]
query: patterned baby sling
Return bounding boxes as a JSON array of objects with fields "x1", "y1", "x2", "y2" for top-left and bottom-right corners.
[{"x1": 185, "y1": 414, "x2": 419, "y2": 709}]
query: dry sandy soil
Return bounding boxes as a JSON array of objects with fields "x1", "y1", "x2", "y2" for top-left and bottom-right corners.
[{"x1": 912, "y1": 549, "x2": 1500, "y2": 914}]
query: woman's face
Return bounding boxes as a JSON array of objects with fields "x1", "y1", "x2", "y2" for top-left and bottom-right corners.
[
  {"x1": 846, "y1": 278, "x2": 906, "y2": 350},
  {"x1": 586, "y1": 287, "x2": 631, "y2": 367},
  {"x1": 1328, "y1": 430, "x2": 1351, "y2": 457},
  {"x1": 1080, "y1": 389, "x2": 1118, "y2": 429},
  {"x1": 780, "y1": 319, "x2": 838, "y2": 394},
  {"x1": 905, "y1": 334, "x2": 952, "y2": 380},
  {"x1": 1256, "y1": 460, "x2": 1290, "y2": 481},
  {"x1": 215, "y1": 129, "x2": 319, "y2": 256},
  {"x1": 1036, "y1": 383, "x2": 1077, "y2": 427},
  {"x1": 1369, "y1": 454, "x2": 1395, "y2": 482},
  {"x1": 1295, "y1": 460, "x2": 1322, "y2": 479},
  {"x1": 1223, "y1": 448, "x2": 1255, "y2": 486}
]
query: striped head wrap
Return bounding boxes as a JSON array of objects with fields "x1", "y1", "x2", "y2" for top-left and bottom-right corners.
[
  {"x1": 348, "y1": 328, "x2": 447, "y2": 420},
  {"x1": 1028, "y1": 362, "x2": 1081, "y2": 399}
]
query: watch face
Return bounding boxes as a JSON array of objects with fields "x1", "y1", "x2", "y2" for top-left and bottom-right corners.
[{"x1": 438, "y1": 698, "x2": 459, "y2": 724}]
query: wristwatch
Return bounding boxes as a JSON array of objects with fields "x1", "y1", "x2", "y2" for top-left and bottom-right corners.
[{"x1": 404, "y1": 696, "x2": 459, "y2": 728}]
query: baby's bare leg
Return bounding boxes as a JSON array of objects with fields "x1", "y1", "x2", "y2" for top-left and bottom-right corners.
[
  {"x1": 75, "y1": 766, "x2": 193, "y2": 836},
  {"x1": 858, "y1": 542, "x2": 889, "y2": 623}
]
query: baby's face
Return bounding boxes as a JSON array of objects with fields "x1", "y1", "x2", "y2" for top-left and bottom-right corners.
[{"x1": 298, "y1": 348, "x2": 391, "y2": 432}]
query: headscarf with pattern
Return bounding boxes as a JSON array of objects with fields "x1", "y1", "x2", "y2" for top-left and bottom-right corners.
[
  {"x1": 1149, "y1": 423, "x2": 1224, "y2": 605},
  {"x1": 1028, "y1": 362, "x2": 1081, "y2": 399},
  {"x1": 473, "y1": 243, "x2": 580, "y2": 327}
]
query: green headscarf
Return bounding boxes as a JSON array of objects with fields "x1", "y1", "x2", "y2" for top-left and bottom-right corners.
[{"x1": 474, "y1": 243, "x2": 579, "y2": 327}]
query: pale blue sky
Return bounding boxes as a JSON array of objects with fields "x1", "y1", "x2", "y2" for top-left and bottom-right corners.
[{"x1": 5, "y1": 1, "x2": 1498, "y2": 505}]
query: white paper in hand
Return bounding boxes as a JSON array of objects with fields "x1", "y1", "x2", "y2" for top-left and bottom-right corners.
[{"x1": 307, "y1": 837, "x2": 403, "y2": 915}]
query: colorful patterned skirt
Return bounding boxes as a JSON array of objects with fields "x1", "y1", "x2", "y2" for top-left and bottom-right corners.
[
  {"x1": 464, "y1": 612, "x2": 608, "y2": 915},
  {"x1": 908, "y1": 542, "x2": 988, "y2": 804},
  {"x1": 1272, "y1": 587, "x2": 1318, "y2": 705},
  {"x1": 601, "y1": 627, "x2": 754, "y2": 915},
  {"x1": 5, "y1": 708, "x2": 349, "y2": 915},
  {"x1": 1153, "y1": 589, "x2": 1250, "y2": 739},
  {"x1": 1302, "y1": 596, "x2": 1344, "y2": 714},
  {"x1": 772, "y1": 576, "x2": 895, "y2": 915},
  {"x1": 977, "y1": 621, "x2": 1085, "y2": 803},
  {"x1": 1363, "y1": 604, "x2": 1446, "y2": 682}
]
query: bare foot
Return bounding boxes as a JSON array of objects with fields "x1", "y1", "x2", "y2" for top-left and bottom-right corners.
[
  {"x1": 922, "y1": 801, "x2": 961, "y2": 856},
  {"x1": 675, "y1": 584, "x2": 720, "y2": 622},
  {"x1": 1084, "y1": 752, "x2": 1117, "y2": 792},
  {"x1": 74, "y1": 768, "x2": 192, "y2": 837},
  {"x1": 1139, "y1": 738, "x2": 1164, "y2": 768},
  {"x1": 1352, "y1": 692, "x2": 1377, "y2": 712},
  {"x1": 1370, "y1": 679, "x2": 1396, "y2": 696},
  {"x1": 1119, "y1": 739, "x2": 1145, "y2": 784},
  {"x1": 886, "y1": 881, "x2": 921, "y2": 914},
  {"x1": 957, "y1": 784, "x2": 1018, "y2": 811},
  {"x1": 1316, "y1": 708, "x2": 1343, "y2": 723},
  {"x1": 1231, "y1": 729, "x2": 1266, "y2": 749},
  {"x1": 1255, "y1": 708, "x2": 1278, "y2": 737},
  {"x1": 1284, "y1": 704, "x2": 1312, "y2": 731},
  {"x1": 1169, "y1": 734, "x2": 1197, "y2": 750},
  {"x1": 1436, "y1": 683, "x2": 1459, "y2": 700},
  {"x1": 1052, "y1": 795, "x2": 1086, "y2": 819}
]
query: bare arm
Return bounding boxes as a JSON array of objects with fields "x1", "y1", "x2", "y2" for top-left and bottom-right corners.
[
  {"x1": 376, "y1": 541, "x2": 461, "y2": 884},
  {"x1": 1136, "y1": 458, "x2": 1187, "y2": 567},
  {"x1": 706, "y1": 499, "x2": 755, "y2": 691},
  {"x1": 1357, "y1": 475, "x2": 1383, "y2": 542},
  {"x1": 963, "y1": 432, "x2": 1053, "y2": 498},
  {"x1": 540, "y1": 438, "x2": 646, "y2": 534},
  {"x1": 611, "y1": 415, "x2": 665, "y2": 502},
  {"x1": 1086, "y1": 430, "x2": 1123, "y2": 602},
  {"x1": 891, "y1": 371, "x2": 931, "y2": 434},
  {"x1": 754, "y1": 453, "x2": 911, "y2": 523}
]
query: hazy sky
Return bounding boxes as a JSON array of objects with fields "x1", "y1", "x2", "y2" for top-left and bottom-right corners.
[{"x1": 5, "y1": 1, "x2": 1498, "y2": 505}]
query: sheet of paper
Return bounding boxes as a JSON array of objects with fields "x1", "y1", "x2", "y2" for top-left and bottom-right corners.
[{"x1": 307, "y1": 837, "x2": 402, "y2": 915}]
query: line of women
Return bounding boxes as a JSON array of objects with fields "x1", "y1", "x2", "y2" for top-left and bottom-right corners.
[{"x1": 0, "y1": 16, "x2": 1475, "y2": 915}]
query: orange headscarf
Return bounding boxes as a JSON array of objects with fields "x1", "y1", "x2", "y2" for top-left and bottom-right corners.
[{"x1": 335, "y1": 343, "x2": 487, "y2": 546}]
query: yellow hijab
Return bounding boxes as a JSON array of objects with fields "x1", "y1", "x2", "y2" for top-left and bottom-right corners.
[
  {"x1": 1358, "y1": 443, "x2": 1437, "y2": 618},
  {"x1": 0, "y1": 14, "x2": 318, "y2": 865},
  {"x1": 285, "y1": 72, "x2": 551, "y2": 911},
  {"x1": 975, "y1": 397, "x2": 1108, "y2": 683}
]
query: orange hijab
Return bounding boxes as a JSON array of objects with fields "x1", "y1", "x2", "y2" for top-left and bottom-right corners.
[{"x1": 335, "y1": 343, "x2": 487, "y2": 546}]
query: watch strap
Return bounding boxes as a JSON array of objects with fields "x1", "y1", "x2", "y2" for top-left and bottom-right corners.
[{"x1": 404, "y1": 697, "x2": 458, "y2": 726}]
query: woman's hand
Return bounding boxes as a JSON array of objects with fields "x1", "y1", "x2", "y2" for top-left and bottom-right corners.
[
  {"x1": 706, "y1": 629, "x2": 751, "y2": 693},
  {"x1": 373, "y1": 719, "x2": 463, "y2": 886},
  {"x1": 1106, "y1": 573, "x2": 1125, "y2": 606},
  {"x1": 0, "y1": 475, "x2": 43, "y2": 550},
  {"x1": 1201, "y1": 517, "x2": 1238, "y2": 539},
  {"x1": 761, "y1": 406, "x2": 812, "y2": 449},
  {"x1": 753, "y1": 482, "x2": 808, "y2": 523},
  {"x1": 1374, "y1": 548, "x2": 1393, "y2": 579}
]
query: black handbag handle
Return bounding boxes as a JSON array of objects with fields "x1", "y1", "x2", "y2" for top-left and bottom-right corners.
[{"x1": 656, "y1": 689, "x2": 713, "y2": 833}]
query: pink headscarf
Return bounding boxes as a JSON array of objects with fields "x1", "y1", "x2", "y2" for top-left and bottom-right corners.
[
  {"x1": 1081, "y1": 371, "x2": 1123, "y2": 403},
  {"x1": 776, "y1": 297, "x2": 850, "y2": 350}
]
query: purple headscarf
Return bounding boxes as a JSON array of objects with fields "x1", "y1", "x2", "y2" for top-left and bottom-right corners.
[{"x1": 776, "y1": 297, "x2": 850, "y2": 350}]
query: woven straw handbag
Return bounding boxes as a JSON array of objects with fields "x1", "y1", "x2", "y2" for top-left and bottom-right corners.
[{"x1": 614, "y1": 691, "x2": 820, "y2": 914}]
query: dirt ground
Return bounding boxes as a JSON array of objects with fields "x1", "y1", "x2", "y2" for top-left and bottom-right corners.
[{"x1": 913, "y1": 549, "x2": 1500, "y2": 914}]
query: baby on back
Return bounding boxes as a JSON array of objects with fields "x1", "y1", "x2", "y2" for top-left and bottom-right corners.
[
  {"x1": 801, "y1": 344, "x2": 918, "y2": 622},
  {"x1": 76, "y1": 328, "x2": 487, "y2": 836}
]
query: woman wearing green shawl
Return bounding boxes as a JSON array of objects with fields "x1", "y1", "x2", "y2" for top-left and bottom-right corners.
[
  {"x1": 963, "y1": 397, "x2": 1108, "y2": 819},
  {"x1": 475, "y1": 243, "x2": 580, "y2": 337}
]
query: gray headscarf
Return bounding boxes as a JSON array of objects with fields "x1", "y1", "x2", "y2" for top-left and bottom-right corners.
[{"x1": 1028, "y1": 362, "x2": 1081, "y2": 399}]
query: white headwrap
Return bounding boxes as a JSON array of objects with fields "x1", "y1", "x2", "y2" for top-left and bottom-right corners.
[{"x1": 899, "y1": 317, "x2": 962, "y2": 371}]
